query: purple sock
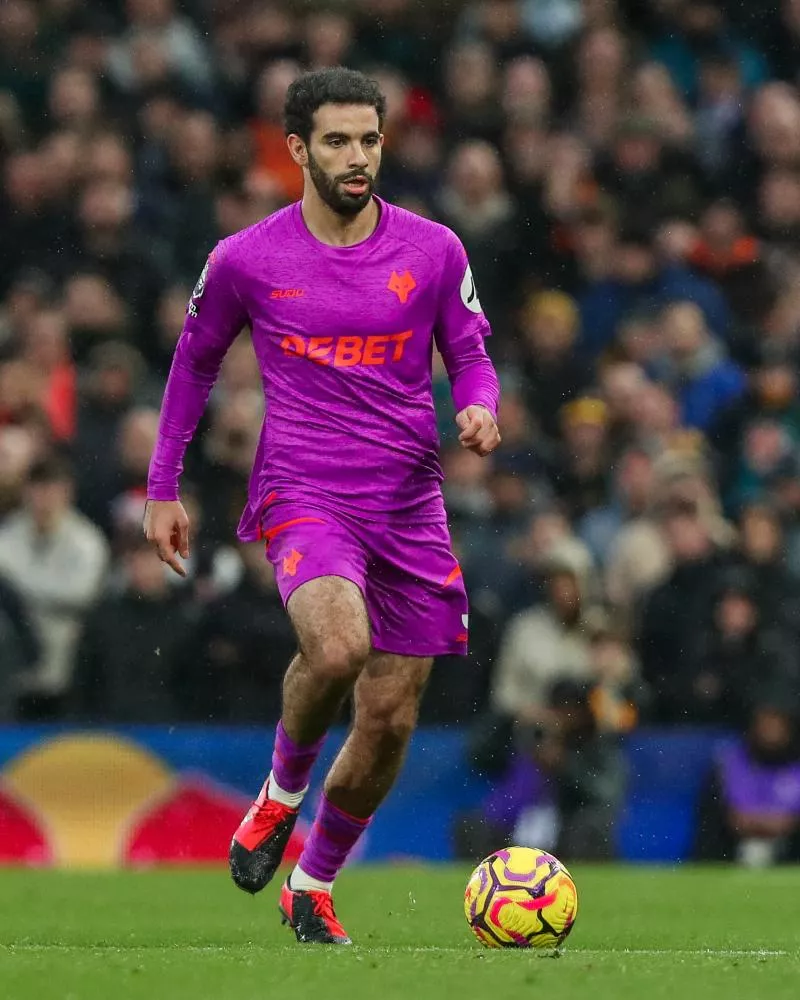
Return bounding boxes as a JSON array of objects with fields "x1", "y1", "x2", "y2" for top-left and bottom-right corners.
[
  {"x1": 270, "y1": 721, "x2": 325, "y2": 794},
  {"x1": 298, "y1": 795, "x2": 371, "y2": 883}
]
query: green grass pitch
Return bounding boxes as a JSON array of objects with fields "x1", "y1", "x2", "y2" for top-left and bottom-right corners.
[{"x1": 1, "y1": 865, "x2": 799, "y2": 999}]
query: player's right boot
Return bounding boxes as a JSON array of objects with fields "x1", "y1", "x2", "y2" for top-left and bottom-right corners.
[
  {"x1": 229, "y1": 782, "x2": 300, "y2": 895},
  {"x1": 279, "y1": 881, "x2": 352, "y2": 944}
]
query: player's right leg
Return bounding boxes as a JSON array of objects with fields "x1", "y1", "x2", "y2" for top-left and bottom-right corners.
[{"x1": 230, "y1": 506, "x2": 371, "y2": 895}]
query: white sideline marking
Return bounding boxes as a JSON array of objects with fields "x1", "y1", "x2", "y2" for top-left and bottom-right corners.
[
  {"x1": 576, "y1": 949, "x2": 789, "y2": 958},
  {"x1": 0, "y1": 944, "x2": 791, "y2": 957}
]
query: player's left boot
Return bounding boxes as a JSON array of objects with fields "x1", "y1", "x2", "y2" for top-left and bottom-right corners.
[
  {"x1": 278, "y1": 881, "x2": 352, "y2": 944},
  {"x1": 229, "y1": 786, "x2": 299, "y2": 895}
]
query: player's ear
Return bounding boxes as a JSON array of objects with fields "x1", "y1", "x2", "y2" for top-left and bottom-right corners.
[{"x1": 287, "y1": 134, "x2": 308, "y2": 167}]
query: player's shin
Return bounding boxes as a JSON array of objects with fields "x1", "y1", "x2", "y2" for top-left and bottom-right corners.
[
  {"x1": 290, "y1": 797, "x2": 372, "y2": 893},
  {"x1": 289, "y1": 699, "x2": 418, "y2": 891},
  {"x1": 267, "y1": 719, "x2": 325, "y2": 807}
]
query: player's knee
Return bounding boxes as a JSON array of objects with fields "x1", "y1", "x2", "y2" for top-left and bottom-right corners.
[{"x1": 314, "y1": 634, "x2": 370, "y2": 682}]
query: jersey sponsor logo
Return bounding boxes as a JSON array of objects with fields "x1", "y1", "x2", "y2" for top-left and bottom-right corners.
[
  {"x1": 280, "y1": 331, "x2": 413, "y2": 367},
  {"x1": 459, "y1": 265, "x2": 482, "y2": 314},
  {"x1": 270, "y1": 288, "x2": 305, "y2": 299},
  {"x1": 387, "y1": 270, "x2": 417, "y2": 304}
]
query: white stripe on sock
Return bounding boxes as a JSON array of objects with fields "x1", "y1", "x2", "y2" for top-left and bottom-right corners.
[
  {"x1": 289, "y1": 864, "x2": 333, "y2": 894},
  {"x1": 266, "y1": 771, "x2": 307, "y2": 809}
]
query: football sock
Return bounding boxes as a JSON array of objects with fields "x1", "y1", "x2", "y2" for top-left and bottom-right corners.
[
  {"x1": 269, "y1": 720, "x2": 325, "y2": 800},
  {"x1": 266, "y1": 772, "x2": 306, "y2": 809},
  {"x1": 288, "y1": 865, "x2": 333, "y2": 895},
  {"x1": 294, "y1": 794, "x2": 372, "y2": 887}
]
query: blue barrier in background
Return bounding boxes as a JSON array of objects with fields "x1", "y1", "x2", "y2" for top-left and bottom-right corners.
[{"x1": 0, "y1": 725, "x2": 732, "y2": 863}]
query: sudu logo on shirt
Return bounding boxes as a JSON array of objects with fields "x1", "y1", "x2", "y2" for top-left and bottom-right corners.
[{"x1": 280, "y1": 331, "x2": 413, "y2": 367}]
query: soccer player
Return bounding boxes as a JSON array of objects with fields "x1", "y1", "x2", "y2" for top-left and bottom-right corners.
[{"x1": 144, "y1": 67, "x2": 501, "y2": 944}]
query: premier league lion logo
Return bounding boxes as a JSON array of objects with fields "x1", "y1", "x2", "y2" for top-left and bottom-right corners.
[{"x1": 187, "y1": 254, "x2": 213, "y2": 317}]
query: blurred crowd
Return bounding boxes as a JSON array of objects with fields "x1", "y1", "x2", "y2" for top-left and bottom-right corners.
[{"x1": 3, "y1": 0, "x2": 800, "y2": 852}]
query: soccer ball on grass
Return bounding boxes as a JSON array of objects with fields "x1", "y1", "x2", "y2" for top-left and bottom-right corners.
[{"x1": 464, "y1": 846, "x2": 578, "y2": 951}]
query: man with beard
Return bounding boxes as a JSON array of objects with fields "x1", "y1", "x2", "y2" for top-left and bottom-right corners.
[{"x1": 144, "y1": 68, "x2": 501, "y2": 944}]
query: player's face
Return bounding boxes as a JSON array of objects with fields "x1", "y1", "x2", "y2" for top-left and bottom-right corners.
[{"x1": 305, "y1": 103, "x2": 383, "y2": 217}]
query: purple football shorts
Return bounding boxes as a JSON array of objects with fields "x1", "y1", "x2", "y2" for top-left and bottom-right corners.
[{"x1": 259, "y1": 497, "x2": 469, "y2": 658}]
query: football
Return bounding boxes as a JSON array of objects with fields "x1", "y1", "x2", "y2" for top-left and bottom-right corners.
[{"x1": 464, "y1": 847, "x2": 578, "y2": 951}]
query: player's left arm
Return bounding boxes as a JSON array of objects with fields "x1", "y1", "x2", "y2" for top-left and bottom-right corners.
[{"x1": 433, "y1": 234, "x2": 501, "y2": 457}]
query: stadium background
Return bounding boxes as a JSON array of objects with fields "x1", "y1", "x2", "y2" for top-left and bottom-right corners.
[{"x1": 3, "y1": 0, "x2": 800, "y2": 869}]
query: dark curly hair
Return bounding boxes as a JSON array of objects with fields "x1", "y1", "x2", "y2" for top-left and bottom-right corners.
[{"x1": 284, "y1": 67, "x2": 386, "y2": 143}]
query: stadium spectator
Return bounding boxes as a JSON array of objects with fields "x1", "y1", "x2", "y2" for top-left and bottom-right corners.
[
  {"x1": 550, "y1": 397, "x2": 611, "y2": 521},
  {"x1": 184, "y1": 542, "x2": 298, "y2": 724},
  {"x1": 579, "y1": 446, "x2": 656, "y2": 568},
  {"x1": 631, "y1": 61, "x2": 694, "y2": 149},
  {"x1": 0, "y1": 455, "x2": 108, "y2": 717},
  {"x1": 695, "y1": 697, "x2": 800, "y2": 864},
  {"x1": 490, "y1": 541, "x2": 597, "y2": 726},
  {"x1": 0, "y1": 574, "x2": 40, "y2": 721},
  {"x1": 637, "y1": 493, "x2": 736, "y2": 724},
  {"x1": 250, "y1": 60, "x2": 305, "y2": 203},
  {"x1": 657, "y1": 300, "x2": 746, "y2": 431},
  {"x1": 437, "y1": 139, "x2": 520, "y2": 343},
  {"x1": 686, "y1": 200, "x2": 773, "y2": 336},
  {"x1": 2, "y1": 0, "x2": 800, "y2": 781},
  {"x1": 457, "y1": 677, "x2": 628, "y2": 862},
  {"x1": 442, "y1": 43, "x2": 502, "y2": 146},
  {"x1": 712, "y1": 356, "x2": 800, "y2": 506},
  {"x1": 649, "y1": 1, "x2": 769, "y2": 103},
  {"x1": 72, "y1": 531, "x2": 194, "y2": 723},
  {"x1": 80, "y1": 406, "x2": 161, "y2": 538},
  {"x1": 106, "y1": 0, "x2": 214, "y2": 100},
  {"x1": 576, "y1": 226, "x2": 731, "y2": 361},
  {"x1": 517, "y1": 290, "x2": 591, "y2": 442},
  {"x1": 194, "y1": 389, "x2": 264, "y2": 544},
  {"x1": 58, "y1": 178, "x2": 169, "y2": 362},
  {"x1": 682, "y1": 565, "x2": 800, "y2": 726}
]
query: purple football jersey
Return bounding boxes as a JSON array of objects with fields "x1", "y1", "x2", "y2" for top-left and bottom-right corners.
[{"x1": 147, "y1": 197, "x2": 500, "y2": 539}]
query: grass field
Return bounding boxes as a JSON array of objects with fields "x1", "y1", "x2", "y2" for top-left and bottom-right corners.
[{"x1": 1, "y1": 864, "x2": 799, "y2": 999}]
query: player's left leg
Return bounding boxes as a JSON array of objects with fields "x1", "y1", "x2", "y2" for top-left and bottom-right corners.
[
  {"x1": 279, "y1": 514, "x2": 466, "y2": 944},
  {"x1": 279, "y1": 651, "x2": 432, "y2": 944}
]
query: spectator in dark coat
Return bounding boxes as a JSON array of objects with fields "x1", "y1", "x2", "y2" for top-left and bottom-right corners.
[
  {"x1": 682, "y1": 565, "x2": 800, "y2": 726},
  {"x1": 72, "y1": 534, "x2": 196, "y2": 723},
  {"x1": 183, "y1": 542, "x2": 295, "y2": 724},
  {"x1": 638, "y1": 496, "x2": 734, "y2": 723},
  {"x1": 577, "y1": 229, "x2": 732, "y2": 361},
  {"x1": 518, "y1": 290, "x2": 592, "y2": 443},
  {"x1": 0, "y1": 574, "x2": 40, "y2": 720}
]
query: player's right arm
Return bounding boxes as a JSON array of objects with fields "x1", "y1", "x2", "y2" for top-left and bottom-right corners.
[{"x1": 145, "y1": 240, "x2": 249, "y2": 576}]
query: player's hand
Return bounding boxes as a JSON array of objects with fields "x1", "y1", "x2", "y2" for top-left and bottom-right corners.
[
  {"x1": 456, "y1": 405, "x2": 501, "y2": 457},
  {"x1": 143, "y1": 499, "x2": 190, "y2": 578}
]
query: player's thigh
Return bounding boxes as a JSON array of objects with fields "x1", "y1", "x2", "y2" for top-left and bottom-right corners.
[
  {"x1": 262, "y1": 499, "x2": 371, "y2": 661},
  {"x1": 288, "y1": 576, "x2": 371, "y2": 667},
  {"x1": 365, "y1": 520, "x2": 469, "y2": 658},
  {"x1": 353, "y1": 650, "x2": 434, "y2": 734}
]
